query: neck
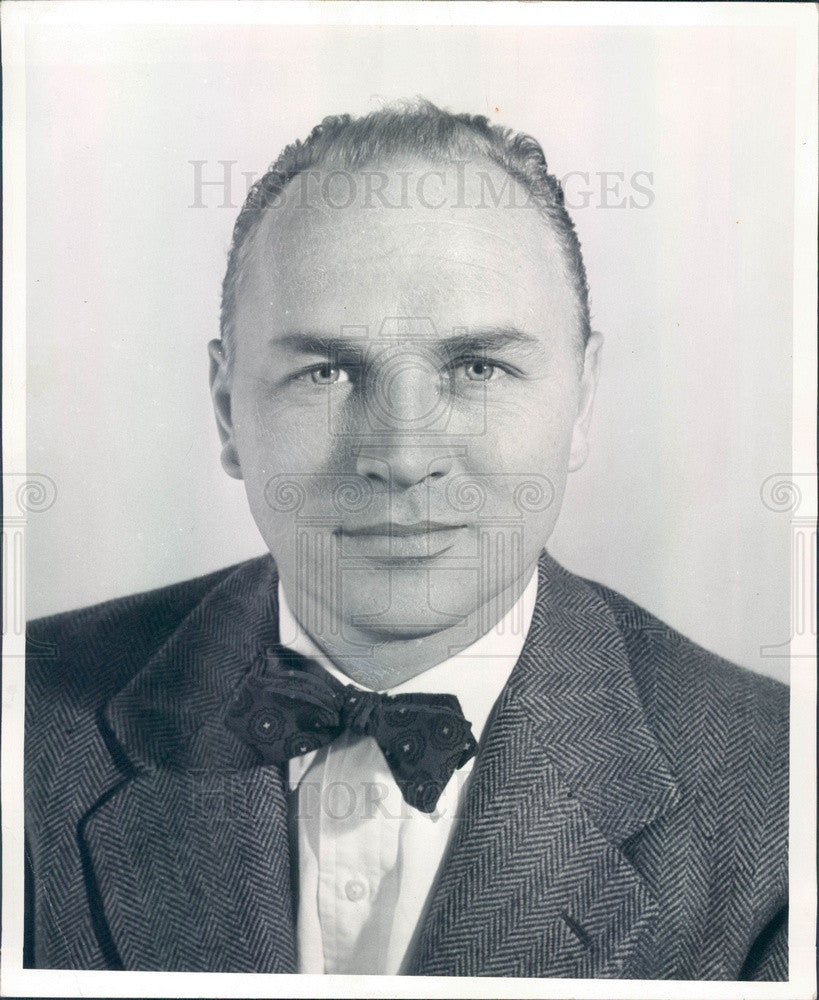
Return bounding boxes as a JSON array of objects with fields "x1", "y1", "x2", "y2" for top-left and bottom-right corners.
[{"x1": 282, "y1": 559, "x2": 540, "y2": 689}]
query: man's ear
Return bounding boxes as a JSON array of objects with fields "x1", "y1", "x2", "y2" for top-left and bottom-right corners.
[
  {"x1": 568, "y1": 330, "x2": 603, "y2": 472},
  {"x1": 208, "y1": 339, "x2": 243, "y2": 480}
]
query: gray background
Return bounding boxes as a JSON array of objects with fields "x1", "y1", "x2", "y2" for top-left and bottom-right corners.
[{"x1": 25, "y1": 23, "x2": 796, "y2": 679}]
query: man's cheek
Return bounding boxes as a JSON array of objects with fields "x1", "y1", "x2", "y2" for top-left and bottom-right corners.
[
  {"x1": 483, "y1": 413, "x2": 565, "y2": 480},
  {"x1": 241, "y1": 411, "x2": 332, "y2": 478}
]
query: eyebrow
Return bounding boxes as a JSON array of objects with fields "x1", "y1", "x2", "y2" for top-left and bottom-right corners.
[
  {"x1": 438, "y1": 327, "x2": 541, "y2": 357},
  {"x1": 271, "y1": 326, "x2": 541, "y2": 360}
]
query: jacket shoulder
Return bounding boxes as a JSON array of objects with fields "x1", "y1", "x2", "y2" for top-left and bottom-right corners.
[
  {"x1": 26, "y1": 558, "x2": 269, "y2": 715},
  {"x1": 583, "y1": 575, "x2": 788, "y2": 723}
]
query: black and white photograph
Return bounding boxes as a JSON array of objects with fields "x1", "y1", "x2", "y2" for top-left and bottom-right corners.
[{"x1": 2, "y1": 2, "x2": 816, "y2": 997}]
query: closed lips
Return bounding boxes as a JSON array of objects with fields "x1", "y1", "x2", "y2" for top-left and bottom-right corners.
[{"x1": 339, "y1": 522, "x2": 466, "y2": 537}]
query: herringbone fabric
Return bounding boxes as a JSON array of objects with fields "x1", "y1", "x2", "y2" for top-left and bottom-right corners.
[{"x1": 24, "y1": 552, "x2": 788, "y2": 978}]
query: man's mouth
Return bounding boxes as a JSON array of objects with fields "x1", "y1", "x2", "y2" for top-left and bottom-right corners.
[
  {"x1": 339, "y1": 521, "x2": 466, "y2": 538},
  {"x1": 335, "y1": 522, "x2": 467, "y2": 560}
]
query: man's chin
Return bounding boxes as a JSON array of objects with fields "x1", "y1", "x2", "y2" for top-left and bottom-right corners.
[
  {"x1": 330, "y1": 566, "x2": 501, "y2": 644},
  {"x1": 341, "y1": 572, "x2": 468, "y2": 630},
  {"x1": 281, "y1": 556, "x2": 539, "y2": 653}
]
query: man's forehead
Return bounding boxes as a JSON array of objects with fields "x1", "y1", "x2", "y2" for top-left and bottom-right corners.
[
  {"x1": 247, "y1": 157, "x2": 561, "y2": 265},
  {"x1": 233, "y1": 157, "x2": 580, "y2": 345}
]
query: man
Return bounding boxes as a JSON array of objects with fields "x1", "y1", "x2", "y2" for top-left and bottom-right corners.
[{"x1": 25, "y1": 102, "x2": 788, "y2": 979}]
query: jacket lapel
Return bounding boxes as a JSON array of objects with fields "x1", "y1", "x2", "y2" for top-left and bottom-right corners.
[
  {"x1": 82, "y1": 556, "x2": 298, "y2": 972},
  {"x1": 407, "y1": 553, "x2": 681, "y2": 978}
]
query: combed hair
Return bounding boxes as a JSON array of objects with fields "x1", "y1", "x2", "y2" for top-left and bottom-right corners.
[{"x1": 220, "y1": 99, "x2": 591, "y2": 359}]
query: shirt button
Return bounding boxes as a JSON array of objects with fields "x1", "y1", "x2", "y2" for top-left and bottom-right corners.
[{"x1": 344, "y1": 879, "x2": 367, "y2": 902}]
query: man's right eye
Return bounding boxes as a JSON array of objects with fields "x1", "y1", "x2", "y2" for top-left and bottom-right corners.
[{"x1": 307, "y1": 364, "x2": 350, "y2": 385}]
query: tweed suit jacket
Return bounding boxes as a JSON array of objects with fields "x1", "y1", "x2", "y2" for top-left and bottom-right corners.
[{"x1": 24, "y1": 551, "x2": 788, "y2": 979}]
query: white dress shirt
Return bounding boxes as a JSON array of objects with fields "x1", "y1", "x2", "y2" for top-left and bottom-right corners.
[{"x1": 279, "y1": 568, "x2": 538, "y2": 975}]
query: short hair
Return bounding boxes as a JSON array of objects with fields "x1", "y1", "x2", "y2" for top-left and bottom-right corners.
[{"x1": 220, "y1": 99, "x2": 591, "y2": 363}]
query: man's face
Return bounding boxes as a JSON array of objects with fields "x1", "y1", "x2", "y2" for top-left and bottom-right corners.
[{"x1": 211, "y1": 160, "x2": 600, "y2": 658}]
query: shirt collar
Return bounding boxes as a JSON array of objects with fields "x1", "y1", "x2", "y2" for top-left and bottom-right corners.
[{"x1": 277, "y1": 564, "x2": 538, "y2": 746}]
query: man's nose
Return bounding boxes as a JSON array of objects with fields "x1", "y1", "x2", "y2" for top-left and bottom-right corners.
[
  {"x1": 354, "y1": 440, "x2": 454, "y2": 490},
  {"x1": 352, "y1": 354, "x2": 455, "y2": 489}
]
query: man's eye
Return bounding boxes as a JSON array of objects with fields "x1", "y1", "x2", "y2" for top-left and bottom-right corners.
[
  {"x1": 457, "y1": 360, "x2": 499, "y2": 382},
  {"x1": 309, "y1": 364, "x2": 350, "y2": 385}
]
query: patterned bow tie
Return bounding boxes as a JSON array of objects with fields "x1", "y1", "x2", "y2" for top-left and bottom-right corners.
[{"x1": 224, "y1": 648, "x2": 478, "y2": 813}]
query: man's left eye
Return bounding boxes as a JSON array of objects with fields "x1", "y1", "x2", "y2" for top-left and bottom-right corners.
[
  {"x1": 458, "y1": 360, "x2": 499, "y2": 382},
  {"x1": 309, "y1": 364, "x2": 350, "y2": 384}
]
